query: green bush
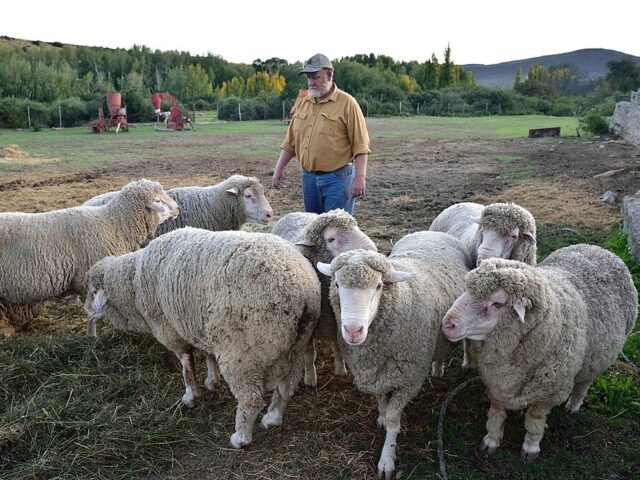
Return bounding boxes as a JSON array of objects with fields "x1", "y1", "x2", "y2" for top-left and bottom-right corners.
[
  {"x1": 0, "y1": 98, "x2": 50, "y2": 128},
  {"x1": 49, "y1": 97, "x2": 90, "y2": 127},
  {"x1": 579, "y1": 112, "x2": 610, "y2": 135}
]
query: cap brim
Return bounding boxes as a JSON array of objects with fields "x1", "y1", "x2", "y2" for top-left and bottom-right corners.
[{"x1": 299, "y1": 67, "x2": 322, "y2": 75}]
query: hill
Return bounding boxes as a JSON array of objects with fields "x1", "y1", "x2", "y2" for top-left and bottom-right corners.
[{"x1": 463, "y1": 48, "x2": 640, "y2": 88}]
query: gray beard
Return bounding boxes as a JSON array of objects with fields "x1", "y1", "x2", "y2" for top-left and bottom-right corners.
[{"x1": 309, "y1": 84, "x2": 332, "y2": 98}]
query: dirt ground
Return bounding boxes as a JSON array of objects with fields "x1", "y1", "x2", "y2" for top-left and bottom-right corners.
[{"x1": 1, "y1": 119, "x2": 640, "y2": 478}]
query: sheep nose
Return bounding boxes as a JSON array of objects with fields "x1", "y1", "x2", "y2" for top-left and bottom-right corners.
[
  {"x1": 264, "y1": 210, "x2": 273, "y2": 221},
  {"x1": 442, "y1": 316, "x2": 457, "y2": 332},
  {"x1": 343, "y1": 323, "x2": 364, "y2": 342}
]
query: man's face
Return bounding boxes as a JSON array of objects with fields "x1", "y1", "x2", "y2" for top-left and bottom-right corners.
[{"x1": 307, "y1": 69, "x2": 333, "y2": 98}]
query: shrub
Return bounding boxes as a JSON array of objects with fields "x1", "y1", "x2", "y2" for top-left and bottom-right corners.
[
  {"x1": 0, "y1": 98, "x2": 50, "y2": 128},
  {"x1": 579, "y1": 112, "x2": 610, "y2": 135},
  {"x1": 49, "y1": 97, "x2": 90, "y2": 127}
]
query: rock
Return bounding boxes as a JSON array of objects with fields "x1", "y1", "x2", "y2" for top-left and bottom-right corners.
[
  {"x1": 600, "y1": 191, "x2": 617, "y2": 204},
  {"x1": 622, "y1": 192, "x2": 640, "y2": 262}
]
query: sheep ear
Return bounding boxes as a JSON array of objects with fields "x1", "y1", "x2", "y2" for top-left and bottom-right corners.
[
  {"x1": 295, "y1": 239, "x2": 315, "y2": 247},
  {"x1": 470, "y1": 215, "x2": 481, "y2": 224},
  {"x1": 520, "y1": 231, "x2": 536, "y2": 245},
  {"x1": 512, "y1": 300, "x2": 526, "y2": 323},
  {"x1": 383, "y1": 270, "x2": 416, "y2": 283},
  {"x1": 226, "y1": 187, "x2": 241, "y2": 196},
  {"x1": 316, "y1": 262, "x2": 332, "y2": 277}
]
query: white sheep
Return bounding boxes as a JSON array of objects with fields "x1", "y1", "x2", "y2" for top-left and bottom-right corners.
[
  {"x1": 85, "y1": 253, "x2": 220, "y2": 407},
  {"x1": 430, "y1": 202, "x2": 537, "y2": 267},
  {"x1": 84, "y1": 174, "x2": 273, "y2": 237},
  {"x1": 317, "y1": 231, "x2": 470, "y2": 479},
  {"x1": 441, "y1": 245, "x2": 637, "y2": 460},
  {"x1": 271, "y1": 209, "x2": 377, "y2": 386},
  {"x1": 84, "y1": 227, "x2": 321, "y2": 448},
  {"x1": 0, "y1": 179, "x2": 178, "y2": 311}
]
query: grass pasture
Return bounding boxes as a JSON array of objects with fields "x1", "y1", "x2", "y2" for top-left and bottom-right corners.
[{"x1": 0, "y1": 115, "x2": 639, "y2": 479}]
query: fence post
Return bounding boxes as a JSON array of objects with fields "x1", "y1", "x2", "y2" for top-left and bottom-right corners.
[
  {"x1": 417, "y1": 103, "x2": 420, "y2": 115},
  {"x1": 282, "y1": 101, "x2": 286, "y2": 120},
  {"x1": 238, "y1": 102, "x2": 242, "y2": 122},
  {"x1": 399, "y1": 101, "x2": 402, "y2": 114},
  {"x1": 58, "y1": 105, "x2": 62, "y2": 128},
  {"x1": 27, "y1": 105, "x2": 32, "y2": 129}
]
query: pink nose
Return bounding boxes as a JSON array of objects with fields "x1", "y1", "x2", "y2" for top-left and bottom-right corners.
[
  {"x1": 343, "y1": 324, "x2": 364, "y2": 342},
  {"x1": 442, "y1": 316, "x2": 457, "y2": 333}
]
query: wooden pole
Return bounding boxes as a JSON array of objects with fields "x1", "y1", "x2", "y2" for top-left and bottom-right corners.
[
  {"x1": 27, "y1": 105, "x2": 31, "y2": 129},
  {"x1": 238, "y1": 103, "x2": 242, "y2": 122},
  {"x1": 59, "y1": 105, "x2": 62, "y2": 128},
  {"x1": 282, "y1": 101, "x2": 285, "y2": 120}
]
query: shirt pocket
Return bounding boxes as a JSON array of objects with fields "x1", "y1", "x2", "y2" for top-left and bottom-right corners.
[{"x1": 318, "y1": 113, "x2": 346, "y2": 140}]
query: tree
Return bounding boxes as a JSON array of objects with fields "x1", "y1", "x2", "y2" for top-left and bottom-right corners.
[
  {"x1": 514, "y1": 67, "x2": 522, "y2": 89},
  {"x1": 606, "y1": 58, "x2": 640, "y2": 93}
]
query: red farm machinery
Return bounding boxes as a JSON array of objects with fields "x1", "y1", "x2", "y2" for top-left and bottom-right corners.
[
  {"x1": 88, "y1": 92, "x2": 128, "y2": 133},
  {"x1": 150, "y1": 93, "x2": 194, "y2": 131}
]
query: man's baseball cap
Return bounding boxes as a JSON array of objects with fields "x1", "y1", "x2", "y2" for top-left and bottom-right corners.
[{"x1": 299, "y1": 54, "x2": 333, "y2": 74}]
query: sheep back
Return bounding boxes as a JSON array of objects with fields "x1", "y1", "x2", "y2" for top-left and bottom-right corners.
[{"x1": 133, "y1": 228, "x2": 321, "y2": 386}]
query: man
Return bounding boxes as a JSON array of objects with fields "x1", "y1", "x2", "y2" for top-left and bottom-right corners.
[{"x1": 272, "y1": 53, "x2": 370, "y2": 215}]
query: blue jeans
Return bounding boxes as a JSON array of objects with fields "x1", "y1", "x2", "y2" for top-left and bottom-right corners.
[{"x1": 302, "y1": 163, "x2": 355, "y2": 214}]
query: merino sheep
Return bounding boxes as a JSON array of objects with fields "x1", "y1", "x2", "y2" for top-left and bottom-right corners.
[
  {"x1": 0, "y1": 179, "x2": 178, "y2": 311},
  {"x1": 317, "y1": 231, "x2": 470, "y2": 479},
  {"x1": 85, "y1": 253, "x2": 221, "y2": 407},
  {"x1": 441, "y1": 245, "x2": 637, "y2": 460},
  {"x1": 84, "y1": 228, "x2": 321, "y2": 448},
  {"x1": 272, "y1": 209, "x2": 377, "y2": 386},
  {"x1": 430, "y1": 202, "x2": 537, "y2": 267},
  {"x1": 85, "y1": 174, "x2": 273, "y2": 237}
]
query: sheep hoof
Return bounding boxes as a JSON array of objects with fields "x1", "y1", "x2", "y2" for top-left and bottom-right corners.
[
  {"x1": 376, "y1": 415, "x2": 386, "y2": 429},
  {"x1": 377, "y1": 458, "x2": 395, "y2": 480},
  {"x1": 521, "y1": 445, "x2": 540, "y2": 462},
  {"x1": 260, "y1": 410, "x2": 283, "y2": 429},
  {"x1": 565, "y1": 398, "x2": 583, "y2": 414},
  {"x1": 204, "y1": 378, "x2": 219, "y2": 392},
  {"x1": 479, "y1": 438, "x2": 499, "y2": 455},
  {"x1": 430, "y1": 361, "x2": 445, "y2": 378},
  {"x1": 230, "y1": 432, "x2": 251, "y2": 449},
  {"x1": 181, "y1": 392, "x2": 196, "y2": 408}
]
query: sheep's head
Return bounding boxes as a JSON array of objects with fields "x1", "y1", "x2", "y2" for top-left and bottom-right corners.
[
  {"x1": 475, "y1": 203, "x2": 536, "y2": 266},
  {"x1": 441, "y1": 258, "x2": 538, "y2": 342},
  {"x1": 296, "y1": 209, "x2": 377, "y2": 259},
  {"x1": 225, "y1": 176, "x2": 273, "y2": 224},
  {"x1": 317, "y1": 250, "x2": 414, "y2": 345},
  {"x1": 119, "y1": 179, "x2": 180, "y2": 225}
]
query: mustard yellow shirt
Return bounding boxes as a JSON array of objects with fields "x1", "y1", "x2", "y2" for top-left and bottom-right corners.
[{"x1": 281, "y1": 84, "x2": 371, "y2": 172}]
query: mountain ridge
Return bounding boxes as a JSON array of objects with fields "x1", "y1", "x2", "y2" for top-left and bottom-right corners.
[{"x1": 463, "y1": 48, "x2": 640, "y2": 88}]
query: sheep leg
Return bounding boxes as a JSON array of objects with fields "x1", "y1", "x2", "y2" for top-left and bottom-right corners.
[
  {"x1": 204, "y1": 354, "x2": 221, "y2": 392},
  {"x1": 177, "y1": 351, "x2": 202, "y2": 408},
  {"x1": 261, "y1": 355, "x2": 304, "y2": 429},
  {"x1": 480, "y1": 401, "x2": 507, "y2": 454},
  {"x1": 431, "y1": 333, "x2": 455, "y2": 378},
  {"x1": 303, "y1": 340, "x2": 318, "y2": 387},
  {"x1": 377, "y1": 385, "x2": 420, "y2": 480},
  {"x1": 521, "y1": 404, "x2": 551, "y2": 461},
  {"x1": 565, "y1": 380, "x2": 592, "y2": 414},
  {"x1": 331, "y1": 340, "x2": 347, "y2": 376},
  {"x1": 462, "y1": 338, "x2": 477, "y2": 371},
  {"x1": 230, "y1": 377, "x2": 266, "y2": 448},
  {"x1": 376, "y1": 393, "x2": 389, "y2": 428}
]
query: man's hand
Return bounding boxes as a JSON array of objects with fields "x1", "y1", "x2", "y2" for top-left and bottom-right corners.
[
  {"x1": 351, "y1": 175, "x2": 366, "y2": 197},
  {"x1": 272, "y1": 169, "x2": 285, "y2": 189}
]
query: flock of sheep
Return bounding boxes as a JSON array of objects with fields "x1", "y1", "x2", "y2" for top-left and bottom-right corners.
[{"x1": 0, "y1": 174, "x2": 636, "y2": 479}]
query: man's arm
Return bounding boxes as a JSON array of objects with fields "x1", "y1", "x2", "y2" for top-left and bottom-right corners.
[
  {"x1": 272, "y1": 148, "x2": 295, "y2": 189},
  {"x1": 351, "y1": 153, "x2": 368, "y2": 197}
]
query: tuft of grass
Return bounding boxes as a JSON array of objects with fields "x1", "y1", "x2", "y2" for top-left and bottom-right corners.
[{"x1": 497, "y1": 165, "x2": 536, "y2": 180}]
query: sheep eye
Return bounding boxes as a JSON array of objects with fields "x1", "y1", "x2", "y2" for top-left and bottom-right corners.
[
  {"x1": 376, "y1": 283, "x2": 383, "y2": 290},
  {"x1": 491, "y1": 302, "x2": 505, "y2": 308},
  {"x1": 327, "y1": 237, "x2": 335, "y2": 243}
]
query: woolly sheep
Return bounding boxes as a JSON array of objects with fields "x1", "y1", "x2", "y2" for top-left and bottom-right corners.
[
  {"x1": 430, "y1": 202, "x2": 537, "y2": 267},
  {"x1": 317, "y1": 231, "x2": 470, "y2": 479},
  {"x1": 272, "y1": 209, "x2": 377, "y2": 386},
  {"x1": 84, "y1": 174, "x2": 273, "y2": 237},
  {"x1": 0, "y1": 179, "x2": 178, "y2": 309},
  {"x1": 84, "y1": 227, "x2": 321, "y2": 448},
  {"x1": 85, "y1": 253, "x2": 221, "y2": 407},
  {"x1": 441, "y1": 245, "x2": 637, "y2": 460}
]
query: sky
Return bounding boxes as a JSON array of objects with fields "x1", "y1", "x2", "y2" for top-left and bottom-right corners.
[{"x1": 2, "y1": 0, "x2": 640, "y2": 66}]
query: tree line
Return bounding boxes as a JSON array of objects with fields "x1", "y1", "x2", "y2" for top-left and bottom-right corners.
[{"x1": 0, "y1": 36, "x2": 638, "y2": 128}]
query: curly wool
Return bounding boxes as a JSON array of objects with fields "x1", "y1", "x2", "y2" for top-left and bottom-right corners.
[
  {"x1": 303, "y1": 209, "x2": 358, "y2": 250},
  {"x1": 331, "y1": 249, "x2": 392, "y2": 288},
  {"x1": 465, "y1": 245, "x2": 636, "y2": 410},
  {"x1": 479, "y1": 202, "x2": 537, "y2": 265}
]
